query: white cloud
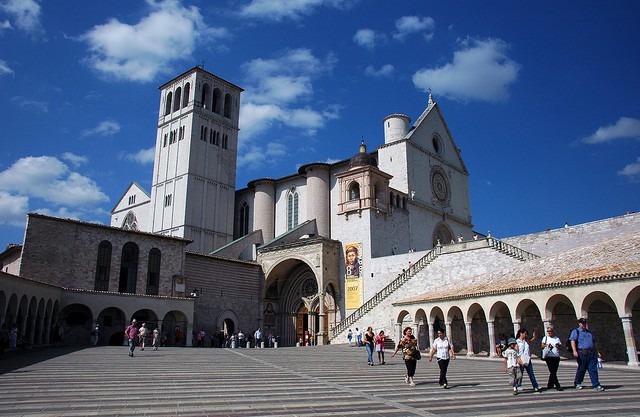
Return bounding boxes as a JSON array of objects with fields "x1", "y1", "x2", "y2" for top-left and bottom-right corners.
[
  {"x1": 0, "y1": 191, "x2": 28, "y2": 226},
  {"x1": 581, "y1": 117, "x2": 640, "y2": 144},
  {"x1": 393, "y1": 15, "x2": 435, "y2": 41},
  {"x1": 0, "y1": 156, "x2": 109, "y2": 207},
  {"x1": 123, "y1": 147, "x2": 155, "y2": 165},
  {"x1": 11, "y1": 95, "x2": 48, "y2": 112},
  {"x1": 412, "y1": 38, "x2": 520, "y2": 103},
  {"x1": 0, "y1": 0, "x2": 42, "y2": 35},
  {"x1": 81, "y1": 119, "x2": 121, "y2": 138},
  {"x1": 80, "y1": 0, "x2": 227, "y2": 82},
  {"x1": 61, "y1": 152, "x2": 89, "y2": 168},
  {"x1": 353, "y1": 28, "x2": 382, "y2": 49},
  {"x1": 0, "y1": 59, "x2": 14, "y2": 75},
  {"x1": 239, "y1": 0, "x2": 358, "y2": 21},
  {"x1": 365, "y1": 64, "x2": 394, "y2": 78},
  {"x1": 618, "y1": 157, "x2": 640, "y2": 182}
]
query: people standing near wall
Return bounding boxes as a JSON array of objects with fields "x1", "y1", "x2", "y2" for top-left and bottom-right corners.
[
  {"x1": 541, "y1": 325, "x2": 562, "y2": 390},
  {"x1": 391, "y1": 327, "x2": 420, "y2": 386},
  {"x1": 91, "y1": 325, "x2": 99, "y2": 346},
  {"x1": 429, "y1": 329, "x2": 455, "y2": 388},
  {"x1": 516, "y1": 328, "x2": 541, "y2": 393},
  {"x1": 503, "y1": 338, "x2": 524, "y2": 395},
  {"x1": 124, "y1": 319, "x2": 139, "y2": 357},
  {"x1": 375, "y1": 330, "x2": 386, "y2": 364},
  {"x1": 569, "y1": 318, "x2": 605, "y2": 392},
  {"x1": 10, "y1": 324, "x2": 18, "y2": 348},
  {"x1": 363, "y1": 327, "x2": 375, "y2": 365}
]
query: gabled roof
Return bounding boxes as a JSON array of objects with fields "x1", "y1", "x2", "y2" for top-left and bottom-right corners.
[
  {"x1": 405, "y1": 99, "x2": 468, "y2": 175},
  {"x1": 111, "y1": 181, "x2": 150, "y2": 213}
]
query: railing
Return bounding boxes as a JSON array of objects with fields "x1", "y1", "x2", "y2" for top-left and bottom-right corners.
[
  {"x1": 330, "y1": 247, "x2": 440, "y2": 339},
  {"x1": 486, "y1": 237, "x2": 539, "y2": 261}
]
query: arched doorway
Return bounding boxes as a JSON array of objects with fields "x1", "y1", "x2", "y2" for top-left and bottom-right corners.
[
  {"x1": 296, "y1": 304, "x2": 309, "y2": 345},
  {"x1": 59, "y1": 303, "x2": 93, "y2": 345}
]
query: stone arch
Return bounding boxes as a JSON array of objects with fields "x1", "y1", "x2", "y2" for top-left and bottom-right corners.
[
  {"x1": 432, "y1": 221, "x2": 453, "y2": 247},
  {"x1": 515, "y1": 298, "x2": 544, "y2": 357},
  {"x1": 582, "y1": 291, "x2": 626, "y2": 361},
  {"x1": 96, "y1": 306, "x2": 126, "y2": 346},
  {"x1": 163, "y1": 310, "x2": 190, "y2": 347},
  {"x1": 467, "y1": 303, "x2": 489, "y2": 355},
  {"x1": 59, "y1": 303, "x2": 94, "y2": 345},
  {"x1": 625, "y1": 286, "x2": 640, "y2": 363},
  {"x1": 415, "y1": 308, "x2": 428, "y2": 350},
  {"x1": 489, "y1": 300, "x2": 513, "y2": 340},
  {"x1": 447, "y1": 305, "x2": 466, "y2": 354},
  {"x1": 545, "y1": 293, "x2": 576, "y2": 350}
]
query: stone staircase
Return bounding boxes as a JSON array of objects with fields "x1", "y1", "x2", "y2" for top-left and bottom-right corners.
[{"x1": 330, "y1": 238, "x2": 538, "y2": 341}]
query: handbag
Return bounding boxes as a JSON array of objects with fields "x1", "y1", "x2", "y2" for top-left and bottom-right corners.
[
  {"x1": 414, "y1": 349, "x2": 422, "y2": 360},
  {"x1": 541, "y1": 336, "x2": 549, "y2": 360}
]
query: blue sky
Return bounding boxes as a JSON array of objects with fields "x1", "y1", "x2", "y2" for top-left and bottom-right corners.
[{"x1": 1, "y1": 0, "x2": 639, "y2": 250}]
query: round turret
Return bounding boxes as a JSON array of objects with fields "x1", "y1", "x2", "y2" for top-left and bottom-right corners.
[{"x1": 382, "y1": 113, "x2": 411, "y2": 144}]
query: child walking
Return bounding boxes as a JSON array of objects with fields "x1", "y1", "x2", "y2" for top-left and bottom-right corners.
[
  {"x1": 503, "y1": 337, "x2": 524, "y2": 395},
  {"x1": 375, "y1": 330, "x2": 386, "y2": 364}
]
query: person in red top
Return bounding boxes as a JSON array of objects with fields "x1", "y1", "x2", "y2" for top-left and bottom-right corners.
[
  {"x1": 124, "y1": 319, "x2": 139, "y2": 357},
  {"x1": 375, "y1": 330, "x2": 387, "y2": 365}
]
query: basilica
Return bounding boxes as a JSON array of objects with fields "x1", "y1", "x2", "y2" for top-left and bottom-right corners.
[{"x1": 1, "y1": 67, "x2": 639, "y2": 365}]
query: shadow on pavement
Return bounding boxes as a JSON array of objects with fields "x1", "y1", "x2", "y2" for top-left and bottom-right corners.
[{"x1": 0, "y1": 346, "x2": 87, "y2": 375}]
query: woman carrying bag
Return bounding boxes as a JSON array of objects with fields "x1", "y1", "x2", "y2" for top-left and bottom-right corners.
[{"x1": 391, "y1": 327, "x2": 421, "y2": 386}]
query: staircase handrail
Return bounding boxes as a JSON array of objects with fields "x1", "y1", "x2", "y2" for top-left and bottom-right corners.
[{"x1": 486, "y1": 237, "x2": 539, "y2": 261}]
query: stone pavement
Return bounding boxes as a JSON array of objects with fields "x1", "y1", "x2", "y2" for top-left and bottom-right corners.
[{"x1": 0, "y1": 344, "x2": 639, "y2": 417}]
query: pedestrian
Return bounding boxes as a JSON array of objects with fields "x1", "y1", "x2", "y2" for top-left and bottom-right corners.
[
  {"x1": 363, "y1": 326, "x2": 375, "y2": 365},
  {"x1": 541, "y1": 325, "x2": 563, "y2": 390},
  {"x1": 429, "y1": 328, "x2": 456, "y2": 388},
  {"x1": 347, "y1": 329, "x2": 353, "y2": 347},
  {"x1": 391, "y1": 326, "x2": 420, "y2": 386},
  {"x1": 503, "y1": 337, "x2": 524, "y2": 395},
  {"x1": 495, "y1": 333, "x2": 507, "y2": 357},
  {"x1": 138, "y1": 323, "x2": 148, "y2": 350},
  {"x1": 355, "y1": 328, "x2": 362, "y2": 347},
  {"x1": 516, "y1": 328, "x2": 541, "y2": 393},
  {"x1": 124, "y1": 319, "x2": 139, "y2": 357},
  {"x1": 152, "y1": 329, "x2": 160, "y2": 350},
  {"x1": 374, "y1": 330, "x2": 386, "y2": 364},
  {"x1": 254, "y1": 328, "x2": 262, "y2": 348},
  {"x1": 10, "y1": 324, "x2": 18, "y2": 348},
  {"x1": 91, "y1": 324, "x2": 99, "y2": 346},
  {"x1": 569, "y1": 318, "x2": 605, "y2": 391}
]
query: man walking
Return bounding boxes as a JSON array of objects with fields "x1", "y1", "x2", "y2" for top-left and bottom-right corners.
[
  {"x1": 124, "y1": 319, "x2": 139, "y2": 357},
  {"x1": 569, "y1": 318, "x2": 605, "y2": 391},
  {"x1": 254, "y1": 328, "x2": 262, "y2": 348}
]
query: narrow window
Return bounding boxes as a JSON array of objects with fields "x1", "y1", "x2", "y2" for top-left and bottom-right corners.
[
  {"x1": 165, "y1": 92, "x2": 172, "y2": 115},
  {"x1": 179, "y1": 126, "x2": 184, "y2": 140},
  {"x1": 182, "y1": 82, "x2": 190, "y2": 107},
  {"x1": 349, "y1": 183, "x2": 360, "y2": 200},
  {"x1": 94, "y1": 240, "x2": 112, "y2": 291},
  {"x1": 222, "y1": 134, "x2": 228, "y2": 149},
  {"x1": 163, "y1": 133, "x2": 168, "y2": 147},
  {"x1": 146, "y1": 248, "x2": 161, "y2": 295},
  {"x1": 240, "y1": 202, "x2": 250, "y2": 236},
  {"x1": 164, "y1": 194, "x2": 172, "y2": 207},
  {"x1": 173, "y1": 87, "x2": 182, "y2": 112},
  {"x1": 224, "y1": 93, "x2": 232, "y2": 118},
  {"x1": 209, "y1": 129, "x2": 214, "y2": 144},
  {"x1": 201, "y1": 83, "x2": 210, "y2": 109},
  {"x1": 287, "y1": 190, "x2": 299, "y2": 230},
  {"x1": 213, "y1": 88, "x2": 223, "y2": 114},
  {"x1": 118, "y1": 242, "x2": 139, "y2": 294}
]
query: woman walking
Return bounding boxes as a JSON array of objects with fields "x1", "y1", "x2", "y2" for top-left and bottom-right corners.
[
  {"x1": 391, "y1": 327, "x2": 420, "y2": 386},
  {"x1": 429, "y1": 329, "x2": 456, "y2": 388},
  {"x1": 541, "y1": 325, "x2": 563, "y2": 390},
  {"x1": 363, "y1": 327, "x2": 376, "y2": 365},
  {"x1": 375, "y1": 330, "x2": 386, "y2": 364}
]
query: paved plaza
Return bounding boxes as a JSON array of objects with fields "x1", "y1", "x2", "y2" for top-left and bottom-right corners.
[{"x1": 0, "y1": 344, "x2": 639, "y2": 417}]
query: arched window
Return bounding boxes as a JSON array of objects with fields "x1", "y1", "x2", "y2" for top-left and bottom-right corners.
[
  {"x1": 396, "y1": 195, "x2": 401, "y2": 207},
  {"x1": 118, "y1": 242, "x2": 139, "y2": 294},
  {"x1": 201, "y1": 83, "x2": 210, "y2": 109},
  {"x1": 240, "y1": 201, "x2": 250, "y2": 236},
  {"x1": 173, "y1": 87, "x2": 182, "y2": 112},
  {"x1": 146, "y1": 248, "x2": 161, "y2": 295},
  {"x1": 182, "y1": 82, "x2": 190, "y2": 107},
  {"x1": 349, "y1": 182, "x2": 360, "y2": 201},
  {"x1": 213, "y1": 88, "x2": 223, "y2": 114},
  {"x1": 224, "y1": 93, "x2": 232, "y2": 118},
  {"x1": 122, "y1": 211, "x2": 138, "y2": 231},
  {"x1": 433, "y1": 223, "x2": 453, "y2": 247},
  {"x1": 94, "y1": 241, "x2": 112, "y2": 291},
  {"x1": 287, "y1": 190, "x2": 299, "y2": 231},
  {"x1": 164, "y1": 92, "x2": 172, "y2": 115}
]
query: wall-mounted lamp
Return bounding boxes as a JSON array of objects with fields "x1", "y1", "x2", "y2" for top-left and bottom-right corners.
[{"x1": 190, "y1": 288, "x2": 203, "y2": 298}]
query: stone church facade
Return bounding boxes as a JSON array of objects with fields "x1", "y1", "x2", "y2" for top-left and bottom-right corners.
[{"x1": 1, "y1": 67, "x2": 639, "y2": 363}]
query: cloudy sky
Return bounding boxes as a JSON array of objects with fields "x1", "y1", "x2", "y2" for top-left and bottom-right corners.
[{"x1": 1, "y1": 0, "x2": 639, "y2": 249}]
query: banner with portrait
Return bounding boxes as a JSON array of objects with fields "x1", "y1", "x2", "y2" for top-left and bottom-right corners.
[{"x1": 345, "y1": 242, "x2": 364, "y2": 309}]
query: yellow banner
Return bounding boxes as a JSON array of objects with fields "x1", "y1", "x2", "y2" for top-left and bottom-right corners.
[{"x1": 345, "y1": 242, "x2": 363, "y2": 309}]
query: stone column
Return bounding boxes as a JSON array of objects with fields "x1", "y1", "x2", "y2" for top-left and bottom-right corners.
[
  {"x1": 621, "y1": 316, "x2": 639, "y2": 367},
  {"x1": 487, "y1": 321, "x2": 497, "y2": 357},
  {"x1": 252, "y1": 179, "x2": 276, "y2": 243},
  {"x1": 186, "y1": 323, "x2": 194, "y2": 347},
  {"x1": 395, "y1": 322, "x2": 403, "y2": 345},
  {"x1": 465, "y1": 321, "x2": 474, "y2": 356},
  {"x1": 513, "y1": 320, "x2": 521, "y2": 338},
  {"x1": 317, "y1": 292, "x2": 327, "y2": 345},
  {"x1": 428, "y1": 321, "x2": 435, "y2": 349}
]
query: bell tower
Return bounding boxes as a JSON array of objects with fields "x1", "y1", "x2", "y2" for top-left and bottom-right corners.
[{"x1": 150, "y1": 67, "x2": 243, "y2": 253}]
